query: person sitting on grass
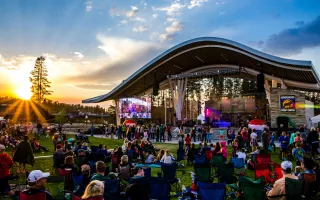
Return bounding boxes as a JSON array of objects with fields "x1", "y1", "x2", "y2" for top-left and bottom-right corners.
[
  {"x1": 97, "y1": 144, "x2": 109, "y2": 161},
  {"x1": 91, "y1": 161, "x2": 107, "y2": 181},
  {"x1": 0, "y1": 144, "x2": 17, "y2": 199},
  {"x1": 155, "y1": 150, "x2": 165, "y2": 163},
  {"x1": 219, "y1": 141, "x2": 228, "y2": 162},
  {"x1": 212, "y1": 142, "x2": 221, "y2": 156},
  {"x1": 22, "y1": 170, "x2": 52, "y2": 200},
  {"x1": 160, "y1": 150, "x2": 174, "y2": 164},
  {"x1": 32, "y1": 137, "x2": 49, "y2": 152},
  {"x1": 118, "y1": 155, "x2": 131, "y2": 180},
  {"x1": 81, "y1": 180, "x2": 104, "y2": 200},
  {"x1": 145, "y1": 150, "x2": 154, "y2": 164},
  {"x1": 187, "y1": 143, "x2": 197, "y2": 165},
  {"x1": 236, "y1": 148, "x2": 247, "y2": 163},
  {"x1": 267, "y1": 161, "x2": 298, "y2": 200}
]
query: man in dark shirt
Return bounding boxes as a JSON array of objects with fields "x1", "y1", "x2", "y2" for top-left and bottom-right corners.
[{"x1": 22, "y1": 170, "x2": 52, "y2": 200}]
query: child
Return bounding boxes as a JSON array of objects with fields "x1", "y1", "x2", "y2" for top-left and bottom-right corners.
[
  {"x1": 289, "y1": 132, "x2": 296, "y2": 145},
  {"x1": 294, "y1": 133, "x2": 302, "y2": 143},
  {"x1": 145, "y1": 150, "x2": 154, "y2": 164},
  {"x1": 292, "y1": 142, "x2": 305, "y2": 169},
  {"x1": 220, "y1": 141, "x2": 228, "y2": 162},
  {"x1": 278, "y1": 131, "x2": 289, "y2": 160},
  {"x1": 269, "y1": 132, "x2": 276, "y2": 152},
  {"x1": 185, "y1": 134, "x2": 191, "y2": 147},
  {"x1": 231, "y1": 139, "x2": 238, "y2": 157}
]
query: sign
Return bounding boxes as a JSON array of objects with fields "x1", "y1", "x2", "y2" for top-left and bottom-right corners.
[{"x1": 280, "y1": 95, "x2": 296, "y2": 112}]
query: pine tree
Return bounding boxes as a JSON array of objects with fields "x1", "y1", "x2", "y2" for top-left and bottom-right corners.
[{"x1": 29, "y1": 56, "x2": 52, "y2": 102}]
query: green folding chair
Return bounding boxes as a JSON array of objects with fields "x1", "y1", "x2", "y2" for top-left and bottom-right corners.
[
  {"x1": 45, "y1": 176, "x2": 65, "y2": 200},
  {"x1": 267, "y1": 177, "x2": 302, "y2": 200},
  {"x1": 211, "y1": 155, "x2": 224, "y2": 175},
  {"x1": 194, "y1": 163, "x2": 213, "y2": 183},
  {"x1": 232, "y1": 176, "x2": 265, "y2": 200}
]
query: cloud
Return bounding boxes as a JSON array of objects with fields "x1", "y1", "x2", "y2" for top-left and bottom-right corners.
[
  {"x1": 0, "y1": 54, "x2": 35, "y2": 70},
  {"x1": 188, "y1": 0, "x2": 208, "y2": 9},
  {"x1": 134, "y1": 17, "x2": 145, "y2": 22},
  {"x1": 109, "y1": 7, "x2": 121, "y2": 17},
  {"x1": 167, "y1": 17, "x2": 176, "y2": 22},
  {"x1": 66, "y1": 34, "x2": 166, "y2": 88},
  {"x1": 295, "y1": 20, "x2": 304, "y2": 26},
  {"x1": 210, "y1": 26, "x2": 240, "y2": 38},
  {"x1": 216, "y1": 1, "x2": 225, "y2": 5},
  {"x1": 264, "y1": 15, "x2": 320, "y2": 55},
  {"x1": 165, "y1": 21, "x2": 183, "y2": 34},
  {"x1": 121, "y1": 20, "x2": 128, "y2": 24},
  {"x1": 72, "y1": 84, "x2": 115, "y2": 90},
  {"x1": 153, "y1": 3, "x2": 186, "y2": 16},
  {"x1": 133, "y1": 25, "x2": 148, "y2": 32},
  {"x1": 219, "y1": 12, "x2": 225, "y2": 15},
  {"x1": 85, "y1": 1, "x2": 92, "y2": 12},
  {"x1": 126, "y1": 6, "x2": 139, "y2": 18},
  {"x1": 160, "y1": 33, "x2": 176, "y2": 42},
  {"x1": 152, "y1": 14, "x2": 158, "y2": 18},
  {"x1": 71, "y1": 52, "x2": 84, "y2": 59}
]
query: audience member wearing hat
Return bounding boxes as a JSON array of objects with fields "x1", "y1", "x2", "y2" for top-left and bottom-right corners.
[
  {"x1": 0, "y1": 144, "x2": 16, "y2": 198},
  {"x1": 267, "y1": 161, "x2": 298, "y2": 200},
  {"x1": 21, "y1": 170, "x2": 52, "y2": 200}
]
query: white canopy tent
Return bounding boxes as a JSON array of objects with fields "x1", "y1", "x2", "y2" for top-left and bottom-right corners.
[{"x1": 311, "y1": 114, "x2": 320, "y2": 124}]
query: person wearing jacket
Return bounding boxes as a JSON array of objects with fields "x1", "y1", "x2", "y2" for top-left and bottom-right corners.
[
  {"x1": 13, "y1": 135, "x2": 34, "y2": 173},
  {"x1": 307, "y1": 127, "x2": 319, "y2": 158},
  {"x1": 0, "y1": 144, "x2": 16, "y2": 199}
]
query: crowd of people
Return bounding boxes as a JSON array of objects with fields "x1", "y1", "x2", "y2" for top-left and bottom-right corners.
[{"x1": 0, "y1": 119, "x2": 319, "y2": 199}]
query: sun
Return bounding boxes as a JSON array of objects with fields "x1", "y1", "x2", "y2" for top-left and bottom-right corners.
[{"x1": 15, "y1": 85, "x2": 32, "y2": 100}]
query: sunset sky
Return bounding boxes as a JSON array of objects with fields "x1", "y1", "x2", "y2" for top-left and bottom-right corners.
[{"x1": 0, "y1": 0, "x2": 320, "y2": 108}]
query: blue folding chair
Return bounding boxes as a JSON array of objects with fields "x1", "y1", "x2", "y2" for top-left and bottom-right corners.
[
  {"x1": 103, "y1": 179, "x2": 120, "y2": 200},
  {"x1": 149, "y1": 177, "x2": 170, "y2": 200},
  {"x1": 72, "y1": 174, "x2": 83, "y2": 193},
  {"x1": 197, "y1": 182, "x2": 226, "y2": 200},
  {"x1": 231, "y1": 157, "x2": 246, "y2": 176},
  {"x1": 194, "y1": 154, "x2": 206, "y2": 165},
  {"x1": 161, "y1": 163, "x2": 179, "y2": 192}
]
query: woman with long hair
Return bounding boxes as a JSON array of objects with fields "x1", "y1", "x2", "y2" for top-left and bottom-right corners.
[{"x1": 82, "y1": 180, "x2": 104, "y2": 200}]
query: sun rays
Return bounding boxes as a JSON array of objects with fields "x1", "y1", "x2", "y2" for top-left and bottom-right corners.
[{"x1": 3, "y1": 99, "x2": 47, "y2": 124}]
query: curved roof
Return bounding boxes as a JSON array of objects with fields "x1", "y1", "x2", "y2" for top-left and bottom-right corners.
[{"x1": 83, "y1": 37, "x2": 320, "y2": 103}]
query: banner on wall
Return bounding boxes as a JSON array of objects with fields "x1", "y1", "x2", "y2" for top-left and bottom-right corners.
[{"x1": 280, "y1": 95, "x2": 296, "y2": 112}]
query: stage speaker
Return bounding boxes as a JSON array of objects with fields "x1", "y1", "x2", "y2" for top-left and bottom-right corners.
[
  {"x1": 277, "y1": 116, "x2": 289, "y2": 129},
  {"x1": 256, "y1": 73, "x2": 265, "y2": 93}
]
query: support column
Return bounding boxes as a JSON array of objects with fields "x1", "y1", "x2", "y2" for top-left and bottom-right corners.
[
  {"x1": 280, "y1": 80, "x2": 287, "y2": 89},
  {"x1": 115, "y1": 99, "x2": 121, "y2": 125},
  {"x1": 272, "y1": 80, "x2": 278, "y2": 88},
  {"x1": 169, "y1": 78, "x2": 188, "y2": 122},
  {"x1": 265, "y1": 80, "x2": 271, "y2": 105}
]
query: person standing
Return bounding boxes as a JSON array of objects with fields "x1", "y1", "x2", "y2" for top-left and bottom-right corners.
[
  {"x1": 278, "y1": 131, "x2": 289, "y2": 160},
  {"x1": 36, "y1": 122, "x2": 42, "y2": 136},
  {"x1": 262, "y1": 130, "x2": 269, "y2": 154},
  {"x1": 202, "y1": 127, "x2": 207, "y2": 143},
  {"x1": 160, "y1": 124, "x2": 165, "y2": 142},
  {"x1": 241, "y1": 127, "x2": 249, "y2": 152},
  {"x1": 307, "y1": 127, "x2": 319, "y2": 158},
  {"x1": 90, "y1": 124, "x2": 94, "y2": 137},
  {"x1": 122, "y1": 125, "x2": 126, "y2": 139},
  {"x1": 250, "y1": 129, "x2": 258, "y2": 152},
  {"x1": 156, "y1": 125, "x2": 160, "y2": 142},
  {"x1": 191, "y1": 126, "x2": 196, "y2": 143},
  {"x1": 0, "y1": 144, "x2": 17, "y2": 199},
  {"x1": 13, "y1": 135, "x2": 34, "y2": 173},
  {"x1": 167, "y1": 125, "x2": 172, "y2": 141}
]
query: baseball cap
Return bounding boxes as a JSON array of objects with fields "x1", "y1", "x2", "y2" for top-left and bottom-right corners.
[
  {"x1": 281, "y1": 161, "x2": 292, "y2": 171},
  {"x1": 27, "y1": 170, "x2": 50, "y2": 183},
  {"x1": 0, "y1": 144, "x2": 5, "y2": 150}
]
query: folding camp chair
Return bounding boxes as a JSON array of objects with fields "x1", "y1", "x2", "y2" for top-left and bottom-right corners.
[
  {"x1": 90, "y1": 145, "x2": 99, "y2": 152},
  {"x1": 237, "y1": 176, "x2": 265, "y2": 200},
  {"x1": 194, "y1": 154, "x2": 206, "y2": 165},
  {"x1": 256, "y1": 154, "x2": 271, "y2": 165},
  {"x1": 161, "y1": 163, "x2": 180, "y2": 192},
  {"x1": 302, "y1": 173, "x2": 317, "y2": 199},
  {"x1": 149, "y1": 177, "x2": 170, "y2": 200},
  {"x1": 211, "y1": 155, "x2": 224, "y2": 175},
  {"x1": 127, "y1": 177, "x2": 150, "y2": 199},
  {"x1": 72, "y1": 194, "x2": 82, "y2": 200},
  {"x1": 197, "y1": 182, "x2": 226, "y2": 200},
  {"x1": 46, "y1": 176, "x2": 65, "y2": 200},
  {"x1": 19, "y1": 192, "x2": 47, "y2": 200},
  {"x1": 218, "y1": 163, "x2": 237, "y2": 184},
  {"x1": 111, "y1": 154, "x2": 119, "y2": 171},
  {"x1": 254, "y1": 164, "x2": 272, "y2": 185},
  {"x1": 58, "y1": 168, "x2": 72, "y2": 191},
  {"x1": 267, "y1": 177, "x2": 302, "y2": 200},
  {"x1": 194, "y1": 163, "x2": 213, "y2": 183},
  {"x1": 89, "y1": 160, "x2": 97, "y2": 173},
  {"x1": 231, "y1": 157, "x2": 246, "y2": 176},
  {"x1": 103, "y1": 178, "x2": 120, "y2": 200},
  {"x1": 271, "y1": 163, "x2": 283, "y2": 183},
  {"x1": 72, "y1": 174, "x2": 84, "y2": 194}
]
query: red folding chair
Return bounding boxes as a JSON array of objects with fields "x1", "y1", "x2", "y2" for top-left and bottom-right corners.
[
  {"x1": 72, "y1": 194, "x2": 82, "y2": 200},
  {"x1": 254, "y1": 164, "x2": 272, "y2": 184},
  {"x1": 58, "y1": 168, "x2": 72, "y2": 190},
  {"x1": 256, "y1": 154, "x2": 271, "y2": 165},
  {"x1": 19, "y1": 192, "x2": 47, "y2": 200},
  {"x1": 272, "y1": 163, "x2": 283, "y2": 182}
]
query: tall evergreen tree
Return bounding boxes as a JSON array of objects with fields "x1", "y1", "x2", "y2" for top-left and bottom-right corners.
[{"x1": 29, "y1": 56, "x2": 52, "y2": 102}]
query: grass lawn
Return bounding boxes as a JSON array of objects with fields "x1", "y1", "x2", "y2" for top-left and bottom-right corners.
[{"x1": 6, "y1": 135, "x2": 285, "y2": 197}]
